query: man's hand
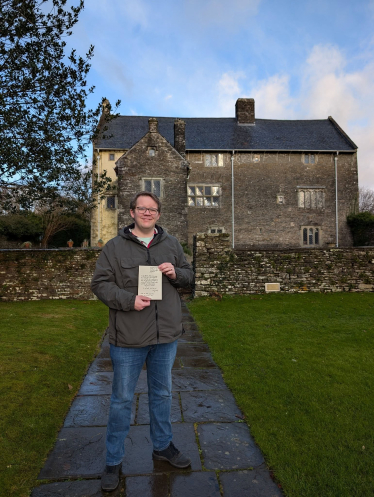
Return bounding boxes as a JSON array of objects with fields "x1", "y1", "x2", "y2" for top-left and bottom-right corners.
[
  {"x1": 158, "y1": 263, "x2": 176, "y2": 280},
  {"x1": 134, "y1": 295, "x2": 151, "y2": 311}
]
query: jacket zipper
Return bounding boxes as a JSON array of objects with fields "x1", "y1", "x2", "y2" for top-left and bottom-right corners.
[{"x1": 146, "y1": 246, "x2": 160, "y2": 343}]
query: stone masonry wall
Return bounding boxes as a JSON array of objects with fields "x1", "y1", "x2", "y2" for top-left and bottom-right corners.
[
  {"x1": 117, "y1": 120, "x2": 189, "y2": 244},
  {"x1": 0, "y1": 249, "x2": 100, "y2": 301},
  {"x1": 186, "y1": 151, "x2": 358, "y2": 248},
  {"x1": 194, "y1": 233, "x2": 374, "y2": 296}
]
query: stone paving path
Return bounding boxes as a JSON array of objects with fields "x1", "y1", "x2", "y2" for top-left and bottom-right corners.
[{"x1": 31, "y1": 304, "x2": 283, "y2": 497}]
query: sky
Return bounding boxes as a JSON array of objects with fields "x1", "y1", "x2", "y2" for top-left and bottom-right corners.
[{"x1": 68, "y1": 0, "x2": 374, "y2": 189}]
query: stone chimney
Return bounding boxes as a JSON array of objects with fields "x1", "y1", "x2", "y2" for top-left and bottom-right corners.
[
  {"x1": 149, "y1": 117, "x2": 158, "y2": 133},
  {"x1": 235, "y1": 98, "x2": 255, "y2": 124},
  {"x1": 174, "y1": 119, "x2": 186, "y2": 157}
]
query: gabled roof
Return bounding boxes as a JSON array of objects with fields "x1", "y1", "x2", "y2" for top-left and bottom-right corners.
[{"x1": 95, "y1": 116, "x2": 357, "y2": 152}]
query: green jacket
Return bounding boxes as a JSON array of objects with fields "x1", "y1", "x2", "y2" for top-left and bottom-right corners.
[{"x1": 91, "y1": 224, "x2": 194, "y2": 348}]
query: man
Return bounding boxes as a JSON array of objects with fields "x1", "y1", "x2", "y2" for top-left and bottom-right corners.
[{"x1": 91, "y1": 191, "x2": 194, "y2": 492}]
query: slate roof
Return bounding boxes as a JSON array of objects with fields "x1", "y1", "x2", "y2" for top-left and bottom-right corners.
[{"x1": 95, "y1": 116, "x2": 357, "y2": 152}]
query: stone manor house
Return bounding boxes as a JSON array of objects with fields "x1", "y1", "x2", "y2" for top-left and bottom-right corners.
[{"x1": 91, "y1": 98, "x2": 358, "y2": 249}]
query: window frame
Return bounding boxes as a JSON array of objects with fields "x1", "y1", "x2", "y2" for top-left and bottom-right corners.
[
  {"x1": 142, "y1": 178, "x2": 163, "y2": 198},
  {"x1": 297, "y1": 188, "x2": 325, "y2": 210},
  {"x1": 204, "y1": 153, "x2": 224, "y2": 167},
  {"x1": 106, "y1": 196, "x2": 116, "y2": 209},
  {"x1": 301, "y1": 226, "x2": 321, "y2": 246},
  {"x1": 187, "y1": 184, "x2": 221, "y2": 208},
  {"x1": 303, "y1": 154, "x2": 316, "y2": 165}
]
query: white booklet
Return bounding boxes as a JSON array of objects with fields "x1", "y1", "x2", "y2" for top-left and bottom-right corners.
[{"x1": 138, "y1": 266, "x2": 162, "y2": 300}]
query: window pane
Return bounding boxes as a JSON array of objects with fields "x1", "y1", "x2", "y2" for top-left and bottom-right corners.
[
  {"x1": 212, "y1": 196, "x2": 219, "y2": 207},
  {"x1": 196, "y1": 186, "x2": 203, "y2": 196},
  {"x1": 315, "y1": 228, "x2": 319, "y2": 245},
  {"x1": 317, "y1": 191, "x2": 324, "y2": 209},
  {"x1": 309, "y1": 228, "x2": 313, "y2": 245},
  {"x1": 211, "y1": 229, "x2": 216, "y2": 233},
  {"x1": 205, "y1": 186, "x2": 211, "y2": 195},
  {"x1": 217, "y1": 229, "x2": 223, "y2": 233},
  {"x1": 204, "y1": 197, "x2": 211, "y2": 206},
  {"x1": 205, "y1": 154, "x2": 211, "y2": 166},
  {"x1": 218, "y1": 154, "x2": 223, "y2": 167},
  {"x1": 305, "y1": 155, "x2": 309, "y2": 164},
  {"x1": 107, "y1": 196, "x2": 115, "y2": 209},
  {"x1": 311, "y1": 190, "x2": 317, "y2": 209},
  {"x1": 303, "y1": 228, "x2": 307, "y2": 244},
  {"x1": 196, "y1": 197, "x2": 203, "y2": 206},
  {"x1": 109, "y1": 153, "x2": 115, "y2": 161},
  {"x1": 305, "y1": 191, "x2": 311, "y2": 208},
  {"x1": 144, "y1": 180, "x2": 151, "y2": 192},
  {"x1": 299, "y1": 191, "x2": 305, "y2": 208},
  {"x1": 310, "y1": 155, "x2": 315, "y2": 164},
  {"x1": 153, "y1": 180, "x2": 161, "y2": 197},
  {"x1": 211, "y1": 155, "x2": 217, "y2": 166},
  {"x1": 188, "y1": 197, "x2": 195, "y2": 206},
  {"x1": 212, "y1": 186, "x2": 220, "y2": 195},
  {"x1": 188, "y1": 186, "x2": 195, "y2": 196}
]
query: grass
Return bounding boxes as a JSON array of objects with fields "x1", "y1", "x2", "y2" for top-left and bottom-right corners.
[
  {"x1": 0, "y1": 299, "x2": 108, "y2": 497},
  {"x1": 188, "y1": 293, "x2": 374, "y2": 497}
]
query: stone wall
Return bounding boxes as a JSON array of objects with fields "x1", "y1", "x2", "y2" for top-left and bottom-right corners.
[
  {"x1": 117, "y1": 118, "x2": 189, "y2": 244},
  {"x1": 194, "y1": 233, "x2": 374, "y2": 297},
  {"x1": 186, "y1": 151, "x2": 357, "y2": 248},
  {"x1": 0, "y1": 249, "x2": 100, "y2": 301}
]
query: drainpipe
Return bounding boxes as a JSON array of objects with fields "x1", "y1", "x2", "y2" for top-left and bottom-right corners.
[
  {"x1": 231, "y1": 151, "x2": 235, "y2": 248},
  {"x1": 96, "y1": 149, "x2": 101, "y2": 242},
  {"x1": 334, "y1": 152, "x2": 339, "y2": 248}
]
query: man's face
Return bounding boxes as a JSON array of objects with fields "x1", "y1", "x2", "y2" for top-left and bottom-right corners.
[{"x1": 130, "y1": 195, "x2": 160, "y2": 233}]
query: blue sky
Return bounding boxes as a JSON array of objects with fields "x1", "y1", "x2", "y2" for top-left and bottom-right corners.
[{"x1": 70, "y1": 0, "x2": 374, "y2": 188}]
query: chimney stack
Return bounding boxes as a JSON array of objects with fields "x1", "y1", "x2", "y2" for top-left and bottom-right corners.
[
  {"x1": 235, "y1": 98, "x2": 255, "y2": 124},
  {"x1": 149, "y1": 117, "x2": 158, "y2": 133},
  {"x1": 174, "y1": 118, "x2": 186, "y2": 157}
]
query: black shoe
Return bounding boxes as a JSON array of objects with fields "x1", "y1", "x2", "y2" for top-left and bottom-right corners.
[
  {"x1": 152, "y1": 441, "x2": 191, "y2": 468},
  {"x1": 101, "y1": 463, "x2": 121, "y2": 492}
]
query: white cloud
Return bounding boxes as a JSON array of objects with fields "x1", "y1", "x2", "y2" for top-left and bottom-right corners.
[
  {"x1": 252, "y1": 75, "x2": 295, "y2": 119},
  {"x1": 217, "y1": 72, "x2": 245, "y2": 115},
  {"x1": 221, "y1": 44, "x2": 374, "y2": 188},
  {"x1": 165, "y1": 95, "x2": 173, "y2": 101}
]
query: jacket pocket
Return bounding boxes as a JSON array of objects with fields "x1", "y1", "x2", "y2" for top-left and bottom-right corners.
[{"x1": 120, "y1": 257, "x2": 144, "y2": 287}]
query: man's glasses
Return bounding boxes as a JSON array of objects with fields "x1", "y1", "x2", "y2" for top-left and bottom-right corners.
[{"x1": 136, "y1": 207, "x2": 159, "y2": 215}]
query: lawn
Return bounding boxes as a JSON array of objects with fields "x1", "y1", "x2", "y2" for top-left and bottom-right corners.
[
  {"x1": 188, "y1": 293, "x2": 374, "y2": 497},
  {"x1": 0, "y1": 300, "x2": 108, "y2": 497}
]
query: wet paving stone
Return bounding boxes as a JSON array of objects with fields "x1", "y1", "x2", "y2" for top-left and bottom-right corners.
[
  {"x1": 181, "y1": 390, "x2": 241, "y2": 422},
  {"x1": 38, "y1": 427, "x2": 106, "y2": 479},
  {"x1": 136, "y1": 392, "x2": 182, "y2": 424},
  {"x1": 31, "y1": 479, "x2": 122, "y2": 497},
  {"x1": 64, "y1": 394, "x2": 136, "y2": 427},
  {"x1": 170, "y1": 471, "x2": 221, "y2": 497},
  {"x1": 125, "y1": 474, "x2": 168, "y2": 497},
  {"x1": 78, "y1": 373, "x2": 113, "y2": 395},
  {"x1": 220, "y1": 467, "x2": 283, "y2": 497},
  {"x1": 179, "y1": 330, "x2": 204, "y2": 342},
  {"x1": 177, "y1": 343, "x2": 211, "y2": 357},
  {"x1": 197, "y1": 423, "x2": 264, "y2": 470},
  {"x1": 180, "y1": 354, "x2": 216, "y2": 368},
  {"x1": 123, "y1": 423, "x2": 201, "y2": 475},
  {"x1": 87, "y1": 357, "x2": 113, "y2": 373},
  {"x1": 172, "y1": 369, "x2": 226, "y2": 391}
]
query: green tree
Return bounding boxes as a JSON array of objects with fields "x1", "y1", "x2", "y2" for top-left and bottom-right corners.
[{"x1": 0, "y1": 0, "x2": 119, "y2": 210}]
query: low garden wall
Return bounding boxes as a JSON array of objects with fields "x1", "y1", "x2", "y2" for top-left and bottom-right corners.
[
  {"x1": 0, "y1": 249, "x2": 100, "y2": 301},
  {"x1": 193, "y1": 233, "x2": 374, "y2": 297},
  {"x1": 1, "y1": 237, "x2": 374, "y2": 302}
]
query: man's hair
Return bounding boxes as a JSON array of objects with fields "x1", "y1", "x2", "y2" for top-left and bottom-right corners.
[{"x1": 130, "y1": 191, "x2": 162, "y2": 213}]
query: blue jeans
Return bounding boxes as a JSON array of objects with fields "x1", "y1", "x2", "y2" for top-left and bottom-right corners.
[{"x1": 106, "y1": 340, "x2": 178, "y2": 466}]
